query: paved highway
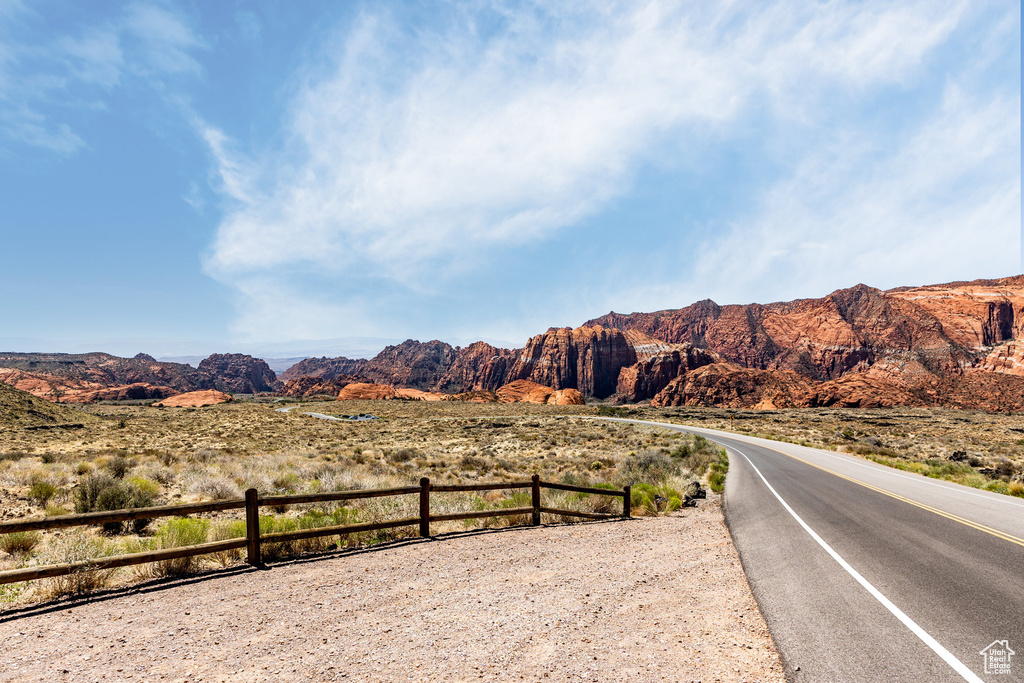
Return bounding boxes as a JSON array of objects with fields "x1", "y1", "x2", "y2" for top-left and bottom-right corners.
[{"x1": 603, "y1": 418, "x2": 1024, "y2": 682}]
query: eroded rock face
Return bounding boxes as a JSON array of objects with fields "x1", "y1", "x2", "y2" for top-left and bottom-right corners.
[
  {"x1": 0, "y1": 352, "x2": 201, "y2": 398},
  {"x1": 198, "y1": 354, "x2": 278, "y2": 394},
  {"x1": 279, "y1": 375, "x2": 365, "y2": 399},
  {"x1": 63, "y1": 383, "x2": 179, "y2": 404},
  {"x1": 495, "y1": 380, "x2": 585, "y2": 405},
  {"x1": 506, "y1": 325, "x2": 636, "y2": 398},
  {"x1": 651, "y1": 364, "x2": 817, "y2": 409},
  {"x1": 395, "y1": 388, "x2": 447, "y2": 401},
  {"x1": 155, "y1": 390, "x2": 232, "y2": 407},
  {"x1": 337, "y1": 383, "x2": 397, "y2": 400},
  {"x1": 436, "y1": 342, "x2": 515, "y2": 393}
]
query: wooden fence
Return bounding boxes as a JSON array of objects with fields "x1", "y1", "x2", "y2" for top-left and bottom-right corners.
[{"x1": 0, "y1": 475, "x2": 630, "y2": 586}]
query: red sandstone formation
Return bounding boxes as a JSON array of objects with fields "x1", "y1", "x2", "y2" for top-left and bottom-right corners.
[
  {"x1": 279, "y1": 375, "x2": 365, "y2": 399},
  {"x1": 155, "y1": 390, "x2": 232, "y2": 407},
  {"x1": 395, "y1": 388, "x2": 447, "y2": 401},
  {"x1": 197, "y1": 354, "x2": 278, "y2": 394},
  {"x1": 63, "y1": 383, "x2": 179, "y2": 404},
  {"x1": 494, "y1": 380, "x2": 585, "y2": 405},
  {"x1": 337, "y1": 383, "x2": 397, "y2": 400}
]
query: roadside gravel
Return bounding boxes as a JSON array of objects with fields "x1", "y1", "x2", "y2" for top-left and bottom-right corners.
[{"x1": 0, "y1": 495, "x2": 784, "y2": 682}]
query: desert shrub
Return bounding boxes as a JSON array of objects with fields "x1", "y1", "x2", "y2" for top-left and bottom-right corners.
[
  {"x1": 595, "y1": 406, "x2": 628, "y2": 417},
  {"x1": 45, "y1": 503, "x2": 69, "y2": 517},
  {"x1": 188, "y1": 475, "x2": 240, "y2": 501},
  {"x1": 618, "y1": 450, "x2": 679, "y2": 485},
  {"x1": 707, "y1": 456, "x2": 729, "y2": 493},
  {"x1": 76, "y1": 474, "x2": 157, "y2": 534},
  {"x1": 390, "y1": 448, "x2": 417, "y2": 463},
  {"x1": 150, "y1": 518, "x2": 210, "y2": 576},
  {"x1": 105, "y1": 455, "x2": 135, "y2": 479},
  {"x1": 210, "y1": 519, "x2": 247, "y2": 566},
  {"x1": 28, "y1": 480, "x2": 58, "y2": 506},
  {"x1": 994, "y1": 457, "x2": 1017, "y2": 479},
  {"x1": 1, "y1": 531, "x2": 41, "y2": 554},
  {"x1": 629, "y1": 483, "x2": 683, "y2": 516},
  {"x1": 74, "y1": 473, "x2": 118, "y2": 513},
  {"x1": 459, "y1": 454, "x2": 492, "y2": 473},
  {"x1": 40, "y1": 531, "x2": 116, "y2": 599},
  {"x1": 672, "y1": 435, "x2": 725, "y2": 475}
]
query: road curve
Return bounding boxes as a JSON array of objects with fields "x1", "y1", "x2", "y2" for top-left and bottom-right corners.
[{"x1": 600, "y1": 418, "x2": 1024, "y2": 682}]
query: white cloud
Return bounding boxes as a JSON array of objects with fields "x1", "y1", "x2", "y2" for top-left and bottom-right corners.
[
  {"x1": 0, "y1": 1, "x2": 204, "y2": 154},
  {"x1": 683, "y1": 83, "x2": 1021, "y2": 304},
  {"x1": 205, "y1": 1, "x2": 963, "y2": 280},
  {"x1": 201, "y1": 0, "x2": 1016, "y2": 340}
]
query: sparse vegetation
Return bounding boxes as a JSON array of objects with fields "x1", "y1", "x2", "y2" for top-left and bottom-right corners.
[{"x1": 3, "y1": 398, "x2": 1018, "y2": 605}]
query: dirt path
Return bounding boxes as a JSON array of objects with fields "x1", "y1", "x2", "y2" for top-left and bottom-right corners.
[{"x1": 0, "y1": 496, "x2": 784, "y2": 682}]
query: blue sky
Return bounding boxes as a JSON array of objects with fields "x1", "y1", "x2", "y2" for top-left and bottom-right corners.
[{"x1": 1, "y1": 1, "x2": 1020, "y2": 358}]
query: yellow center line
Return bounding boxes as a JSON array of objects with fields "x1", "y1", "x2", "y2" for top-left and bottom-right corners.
[{"x1": 753, "y1": 442, "x2": 1024, "y2": 549}]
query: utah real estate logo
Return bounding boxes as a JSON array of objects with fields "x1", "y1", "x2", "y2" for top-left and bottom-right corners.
[{"x1": 980, "y1": 640, "x2": 1014, "y2": 676}]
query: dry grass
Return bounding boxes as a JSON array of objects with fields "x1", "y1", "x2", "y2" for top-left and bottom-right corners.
[
  {"x1": 0, "y1": 399, "x2": 710, "y2": 605},
  {"x1": 5, "y1": 398, "x2": 1016, "y2": 605}
]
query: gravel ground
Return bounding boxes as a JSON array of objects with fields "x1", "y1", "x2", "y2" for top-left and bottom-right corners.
[{"x1": 0, "y1": 496, "x2": 784, "y2": 682}]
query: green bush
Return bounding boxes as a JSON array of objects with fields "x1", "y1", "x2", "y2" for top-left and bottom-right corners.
[
  {"x1": 105, "y1": 455, "x2": 135, "y2": 479},
  {"x1": 75, "y1": 474, "x2": 158, "y2": 534},
  {"x1": 672, "y1": 435, "x2": 725, "y2": 475},
  {"x1": 28, "y1": 480, "x2": 58, "y2": 507},
  {"x1": 707, "y1": 456, "x2": 729, "y2": 493},
  {"x1": 151, "y1": 518, "x2": 210, "y2": 576},
  {"x1": 618, "y1": 449, "x2": 680, "y2": 485},
  {"x1": 1, "y1": 531, "x2": 41, "y2": 554},
  {"x1": 629, "y1": 482, "x2": 683, "y2": 515}
]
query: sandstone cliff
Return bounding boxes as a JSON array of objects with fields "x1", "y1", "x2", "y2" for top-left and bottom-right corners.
[
  {"x1": 197, "y1": 353, "x2": 278, "y2": 394},
  {"x1": 279, "y1": 375, "x2": 366, "y2": 399},
  {"x1": 337, "y1": 383, "x2": 398, "y2": 400},
  {"x1": 495, "y1": 379, "x2": 586, "y2": 405}
]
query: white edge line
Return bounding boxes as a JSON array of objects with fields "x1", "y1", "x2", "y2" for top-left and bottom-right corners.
[{"x1": 731, "y1": 444, "x2": 984, "y2": 683}]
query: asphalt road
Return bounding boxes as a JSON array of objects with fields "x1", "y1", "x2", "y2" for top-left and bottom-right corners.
[{"x1": 603, "y1": 418, "x2": 1024, "y2": 682}]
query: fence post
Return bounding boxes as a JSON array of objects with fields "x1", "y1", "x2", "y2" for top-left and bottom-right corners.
[
  {"x1": 419, "y1": 477, "x2": 430, "y2": 538},
  {"x1": 531, "y1": 474, "x2": 541, "y2": 526},
  {"x1": 622, "y1": 486, "x2": 631, "y2": 519},
  {"x1": 245, "y1": 488, "x2": 262, "y2": 566}
]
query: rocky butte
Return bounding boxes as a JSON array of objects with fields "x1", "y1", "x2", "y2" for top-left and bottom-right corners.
[{"x1": 280, "y1": 275, "x2": 1024, "y2": 411}]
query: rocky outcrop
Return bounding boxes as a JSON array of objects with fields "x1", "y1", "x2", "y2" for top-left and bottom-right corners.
[
  {"x1": 337, "y1": 383, "x2": 397, "y2": 400},
  {"x1": 495, "y1": 380, "x2": 585, "y2": 405},
  {"x1": 395, "y1": 388, "x2": 447, "y2": 401},
  {"x1": 197, "y1": 354, "x2": 278, "y2": 394},
  {"x1": 155, "y1": 390, "x2": 232, "y2": 407},
  {"x1": 587, "y1": 275, "x2": 1024, "y2": 410},
  {"x1": 279, "y1": 356, "x2": 368, "y2": 382},
  {"x1": 506, "y1": 326, "x2": 637, "y2": 398},
  {"x1": 970, "y1": 342, "x2": 1024, "y2": 376},
  {"x1": 436, "y1": 342, "x2": 515, "y2": 392},
  {"x1": 0, "y1": 351, "x2": 283, "y2": 402},
  {"x1": 279, "y1": 375, "x2": 365, "y2": 399},
  {"x1": 651, "y1": 364, "x2": 817, "y2": 409},
  {"x1": 63, "y1": 383, "x2": 179, "y2": 404},
  {"x1": 0, "y1": 352, "x2": 201, "y2": 397}
]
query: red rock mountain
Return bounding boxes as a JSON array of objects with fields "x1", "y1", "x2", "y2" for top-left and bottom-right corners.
[
  {"x1": 196, "y1": 353, "x2": 278, "y2": 394},
  {"x1": 589, "y1": 275, "x2": 1024, "y2": 409},
  {"x1": 0, "y1": 351, "x2": 279, "y2": 403},
  {"x1": 280, "y1": 275, "x2": 1024, "y2": 410}
]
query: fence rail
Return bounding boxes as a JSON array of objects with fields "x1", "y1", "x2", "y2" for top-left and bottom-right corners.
[{"x1": 0, "y1": 474, "x2": 630, "y2": 586}]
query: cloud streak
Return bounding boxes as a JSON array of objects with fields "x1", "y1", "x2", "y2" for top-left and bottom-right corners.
[
  {"x1": 200, "y1": 0, "x2": 1017, "y2": 341},
  {"x1": 0, "y1": 1, "x2": 204, "y2": 154}
]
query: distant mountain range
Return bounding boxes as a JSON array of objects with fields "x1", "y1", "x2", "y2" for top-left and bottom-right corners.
[{"x1": 2, "y1": 275, "x2": 1021, "y2": 410}]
